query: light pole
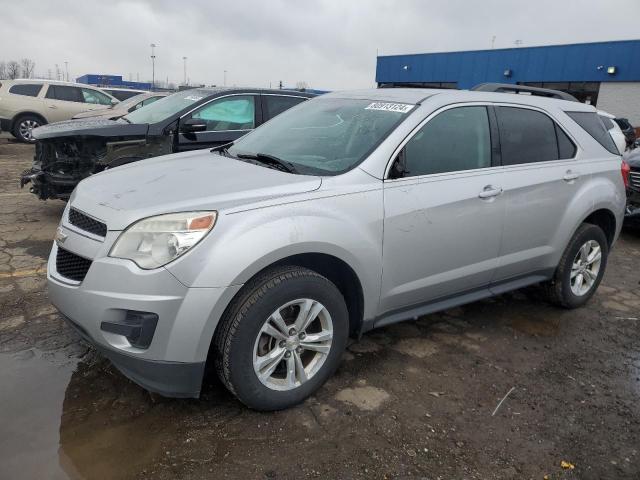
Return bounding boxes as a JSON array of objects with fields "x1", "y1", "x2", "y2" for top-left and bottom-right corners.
[
  {"x1": 150, "y1": 43, "x2": 157, "y2": 90},
  {"x1": 64, "y1": 61, "x2": 69, "y2": 81},
  {"x1": 183, "y1": 56, "x2": 187, "y2": 85},
  {"x1": 223, "y1": 70, "x2": 227, "y2": 86}
]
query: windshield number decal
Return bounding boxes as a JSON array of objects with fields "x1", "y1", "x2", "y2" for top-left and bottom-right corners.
[{"x1": 365, "y1": 102, "x2": 414, "y2": 113}]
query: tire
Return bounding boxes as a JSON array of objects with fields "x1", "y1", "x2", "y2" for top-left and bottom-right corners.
[
  {"x1": 12, "y1": 114, "x2": 44, "y2": 143},
  {"x1": 214, "y1": 265, "x2": 349, "y2": 411},
  {"x1": 545, "y1": 223, "x2": 608, "y2": 308}
]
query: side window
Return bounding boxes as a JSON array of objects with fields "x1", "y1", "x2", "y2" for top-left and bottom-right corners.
[
  {"x1": 9, "y1": 84, "x2": 43, "y2": 97},
  {"x1": 399, "y1": 106, "x2": 491, "y2": 177},
  {"x1": 566, "y1": 111, "x2": 618, "y2": 155},
  {"x1": 190, "y1": 95, "x2": 255, "y2": 131},
  {"x1": 263, "y1": 95, "x2": 306, "y2": 121},
  {"x1": 556, "y1": 125, "x2": 577, "y2": 159},
  {"x1": 81, "y1": 88, "x2": 113, "y2": 105},
  {"x1": 495, "y1": 107, "x2": 559, "y2": 165},
  {"x1": 45, "y1": 85, "x2": 83, "y2": 103}
]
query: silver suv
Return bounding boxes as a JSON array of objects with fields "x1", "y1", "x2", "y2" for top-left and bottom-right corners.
[{"x1": 48, "y1": 87, "x2": 626, "y2": 410}]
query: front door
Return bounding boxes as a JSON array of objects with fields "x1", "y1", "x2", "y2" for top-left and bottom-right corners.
[
  {"x1": 380, "y1": 105, "x2": 505, "y2": 314},
  {"x1": 177, "y1": 94, "x2": 258, "y2": 151}
]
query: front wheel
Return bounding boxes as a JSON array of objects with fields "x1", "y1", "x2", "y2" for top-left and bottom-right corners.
[
  {"x1": 214, "y1": 266, "x2": 349, "y2": 410},
  {"x1": 545, "y1": 223, "x2": 609, "y2": 308}
]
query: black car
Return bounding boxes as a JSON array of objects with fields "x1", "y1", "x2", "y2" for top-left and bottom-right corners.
[
  {"x1": 613, "y1": 117, "x2": 636, "y2": 149},
  {"x1": 20, "y1": 88, "x2": 314, "y2": 200}
]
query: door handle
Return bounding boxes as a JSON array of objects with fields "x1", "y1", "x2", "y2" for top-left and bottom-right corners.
[
  {"x1": 48, "y1": 105, "x2": 57, "y2": 109},
  {"x1": 563, "y1": 170, "x2": 580, "y2": 182},
  {"x1": 478, "y1": 185, "x2": 503, "y2": 199}
]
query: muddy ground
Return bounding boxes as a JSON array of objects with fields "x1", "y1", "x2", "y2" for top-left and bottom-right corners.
[{"x1": 0, "y1": 137, "x2": 639, "y2": 480}]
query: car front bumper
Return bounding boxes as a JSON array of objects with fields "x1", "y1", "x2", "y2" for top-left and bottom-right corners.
[{"x1": 47, "y1": 226, "x2": 242, "y2": 398}]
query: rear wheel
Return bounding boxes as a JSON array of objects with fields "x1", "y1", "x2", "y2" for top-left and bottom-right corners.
[
  {"x1": 214, "y1": 266, "x2": 349, "y2": 410},
  {"x1": 545, "y1": 223, "x2": 608, "y2": 308},
  {"x1": 13, "y1": 115, "x2": 43, "y2": 143}
]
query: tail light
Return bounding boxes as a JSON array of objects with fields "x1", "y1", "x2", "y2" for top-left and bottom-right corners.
[{"x1": 621, "y1": 159, "x2": 631, "y2": 188}]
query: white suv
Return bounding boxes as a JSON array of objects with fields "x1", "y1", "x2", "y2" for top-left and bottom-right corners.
[{"x1": 0, "y1": 79, "x2": 118, "y2": 142}]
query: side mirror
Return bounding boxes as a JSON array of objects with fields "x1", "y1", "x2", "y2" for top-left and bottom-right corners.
[
  {"x1": 110, "y1": 99, "x2": 119, "y2": 106},
  {"x1": 181, "y1": 118, "x2": 208, "y2": 133}
]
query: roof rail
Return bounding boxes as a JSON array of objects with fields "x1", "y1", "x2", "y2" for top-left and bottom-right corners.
[{"x1": 471, "y1": 83, "x2": 579, "y2": 102}]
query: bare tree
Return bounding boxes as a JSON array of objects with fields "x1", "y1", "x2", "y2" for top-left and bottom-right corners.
[
  {"x1": 7, "y1": 60, "x2": 20, "y2": 79},
  {"x1": 20, "y1": 58, "x2": 35, "y2": 78},
  {"x1": 0, "y1": 61, "x2": 6, "y2": 79},
  {"x1": 295, "y1": 80, "x2": 309, "y2": 90}
]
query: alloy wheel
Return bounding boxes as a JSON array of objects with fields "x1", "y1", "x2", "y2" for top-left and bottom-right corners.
[
  {"x1": 570, "y1": 240, "x2": 602, "y2": 296},
  {"x1": 253, "y1": 298, "x2": 333, "y2": 391},
  {"x1": 18, "y1": 119, "x2": 40, "y2": 141}
]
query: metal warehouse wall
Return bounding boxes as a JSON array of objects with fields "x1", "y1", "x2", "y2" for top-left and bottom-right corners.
[
  {"x1": 597, "y1": 82, "x2": 640, "y2": 124},
  {"x1": 76, "y1": 74, "x2": 151, "y2": 90},
  {"x1": 376, "y1": 40, "x2": 640, "y2": 89}
]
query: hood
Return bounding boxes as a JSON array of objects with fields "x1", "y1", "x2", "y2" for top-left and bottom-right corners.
[
  {"x1": 70, "y1": 150, "x2": 322, "y2": 230},
  {"x1": 72, "y1": 107, "x2": 127, "y2": 120},
  {"x1": 33, "y1": 118, "x2": 148, "y2": 140}
]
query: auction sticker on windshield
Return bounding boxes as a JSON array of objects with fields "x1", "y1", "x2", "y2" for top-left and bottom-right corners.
[{"x1": 365, "y1": 102, "x2": 414, "y2": 113}]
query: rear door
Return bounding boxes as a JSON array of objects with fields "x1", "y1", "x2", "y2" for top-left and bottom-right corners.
[
  {"x1": 177, "y1": 94, "x2": 258, "y2": 151},
  {"x1": 491, "y1": 105, "x2": 581, "y2": 281},
  {"x1": 380, "y1": 104, "x2": 505, "y2": 313},
  {"x1": 260, "y1": 94, "x2": 307, "y2": 124},
  {"x1": 43, "y1": 85, "x2": 100, "y2": 122}
]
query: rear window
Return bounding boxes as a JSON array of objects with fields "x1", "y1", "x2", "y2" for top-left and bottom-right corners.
[
  {"x1": 567, "y1": 111, "x2": 619, "y2": 155},
  {"x1": 9, "y1": 84, "x2": 43, "y2": 97}
]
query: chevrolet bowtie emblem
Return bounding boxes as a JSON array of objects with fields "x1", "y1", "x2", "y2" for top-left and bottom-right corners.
[{"x1": 54, "y1": 227, "x2": 67, "y2": 246}]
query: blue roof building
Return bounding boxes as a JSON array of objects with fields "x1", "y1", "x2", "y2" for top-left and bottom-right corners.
[
  {"x1": 376, "y1": 40, "x2": 640, "y2": 124},
  {"x1": 76, "y1": 74, "x2": 151, "y2": 91}
]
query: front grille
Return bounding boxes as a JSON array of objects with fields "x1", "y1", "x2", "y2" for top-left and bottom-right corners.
[
  {"x1": 69, "y1": 208, "x2": 107, "y2": 237},
  {"x1": 630, "y1": 169, "x2": 640, "y2": 191},
  {"x1": 56, "y1": 247, "x2": 92, "y2": 282}
]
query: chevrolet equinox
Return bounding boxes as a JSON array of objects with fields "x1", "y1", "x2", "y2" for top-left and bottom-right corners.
[{"x1": 48, "y1": 86, "x2": 627, "y2": 410}]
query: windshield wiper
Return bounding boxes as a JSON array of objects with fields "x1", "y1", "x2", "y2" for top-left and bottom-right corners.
[
  {"x1": 120, "y1": 117, "x2": 131, "y2": 124},
  {"x1": 236, "y1": 152, "x2": 298, "y2": 174}
]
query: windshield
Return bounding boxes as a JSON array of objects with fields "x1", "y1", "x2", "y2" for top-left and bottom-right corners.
[
  {"x1": 227, "y1": 97, "x2": 414, "y2": 175},
  {"x1": 123, "y1": 89, "x2": 209, "y2": 124},
  {"x1": 117, "y1": 93, "x2": 150, "y2": 109}
]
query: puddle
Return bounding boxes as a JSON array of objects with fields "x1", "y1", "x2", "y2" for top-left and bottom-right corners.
[
  {"x1": 0, "y1": 351, "x2": 186, "y2": 479},
  {"x1": 0, "y1": 352, "x2": 76, "y2": 480}
]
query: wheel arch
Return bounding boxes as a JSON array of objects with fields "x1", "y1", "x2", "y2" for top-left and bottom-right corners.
[
  {"x1": 220, "y1": 251, "x2": 366, "y2": 339},
  {"x1": 11, "y1": 111, "x2": 48, "y2": 131},
  {"x1": 582, "y1": 208, "x2": 617, "y2": 247},
  {"x1": 202, "y1": 251, "x2": 367, "y2": 379}
]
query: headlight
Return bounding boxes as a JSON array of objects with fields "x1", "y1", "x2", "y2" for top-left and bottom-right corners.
[{"x1": 109, "y1": 211, "x2": 217, "y2": 269}]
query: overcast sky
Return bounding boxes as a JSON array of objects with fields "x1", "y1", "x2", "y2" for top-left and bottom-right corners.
[{"x1": 1, "y1": 0, "x2": 639, "y2": 90}]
